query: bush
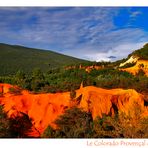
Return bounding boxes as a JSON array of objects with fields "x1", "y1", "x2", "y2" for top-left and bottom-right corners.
[
  {"x1": 70, "y1": 89, "x2": 76, "y2": 100},
  {"x1": 9, "y1": 113, "x2": 33, "y2": 138},
  {"x1": 92, "y1": 115, "x2": 123, "y2": 138},
  {"x1": 43, "y1": 107, "x2": 93, "y2": 138},
  {"x1": 118, "y1": 102, "x2": 148, "y2": 138},
  {"x1": 0, "y1": 105, "x2": 10, "y2": 138}
]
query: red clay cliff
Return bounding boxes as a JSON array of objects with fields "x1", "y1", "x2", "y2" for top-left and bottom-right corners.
[{"x1": 0, "y1": 83, "x2": 147, "y2": 136}]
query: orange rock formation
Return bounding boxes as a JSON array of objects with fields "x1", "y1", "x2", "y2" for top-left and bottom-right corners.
[
  {"x1": 121, "y1": 60, "x2": 148, "y2": 76},
  {"x1": 0, "y1": 83, "x2": 147, "y2": 137}
]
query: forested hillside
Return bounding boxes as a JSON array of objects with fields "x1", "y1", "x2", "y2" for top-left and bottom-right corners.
[{"x1": 0, "y1": 43, "x2": 88, "y2": 75}]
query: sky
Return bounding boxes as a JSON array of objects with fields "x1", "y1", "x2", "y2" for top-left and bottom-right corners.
[{"x1": 0, "y1": 7, "x2": 148, "y2": 61}]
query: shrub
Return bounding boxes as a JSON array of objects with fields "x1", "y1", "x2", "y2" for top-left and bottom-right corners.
[
  {"x1": 43, "y1": 107, "x2": 93, "y2": 138},
  {"x1": 118, "y1": 102, "x2": 148, "y2": 138},
  {"x1": 9, "y1": 113, "x2": 33, "y2": 138},
  {"x1": 0, "y1": 105, "x2": 10, "y2": 138}
]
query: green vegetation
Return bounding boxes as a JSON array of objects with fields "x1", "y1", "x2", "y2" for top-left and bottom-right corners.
[
  {"x1": 0, "y1": 43, "x2": 147, "y2": 94},
  {"x1": 42, "y1": 106, "x2": 148, "y2": 138},
  {"x1": 0, "y1": 66, "x2": 148, "y2": 94},
  {"x1": 42, "y1": 107, "x2": 93, "y2": 138},
  {"x1": 0, "y1": 43, "x2": 88, "y2": 76}
]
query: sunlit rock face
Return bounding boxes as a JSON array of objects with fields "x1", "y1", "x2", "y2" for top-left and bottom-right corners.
[
  {"x1": 76, "y1": 86, "x2": 146, "y2": 119},
  {"x1": 119, "y1": 55, "x2": 139, "y2": 67},
  {"x1": 0, "y1": 83, "x2": 147, "y2": 137},
  {"x1": 120, "y1": 60, "x2": 148, "y2": 76}
]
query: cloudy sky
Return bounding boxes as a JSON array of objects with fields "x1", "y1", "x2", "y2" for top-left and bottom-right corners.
[{"x1": 0, "y1": 7, "x2": 148, "y2": 61}]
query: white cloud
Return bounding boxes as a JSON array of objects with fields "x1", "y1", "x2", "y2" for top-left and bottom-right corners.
[
  {"x1": 62, "y1": 27, "x2": 148, "y2": 61},
  {"x1": 64, "y1": 42, "x2": 146, "y2": 62},
  {"x1": 0, "y1": 7, "x2": 147, "y2": 61},
  {"x1": 107, "y1": 42, "x2": 147, "y2": 61},
  {"x1": 130, "y1": 11, "x2": 142, "y2": 18}
]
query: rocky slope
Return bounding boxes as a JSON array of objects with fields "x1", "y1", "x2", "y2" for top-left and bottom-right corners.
[
  {"x1": 120, "y1": 60, "x2": 148, "y2": 76},
  {"x1": 119, "y1": 55, "x2": 139, "y2": 67},
  {"x1": 0, "y1": 83, "x2": 147, "y2": 137},
  {"x1": 65, "y1": 64, "x2": 102, "y2": 72},
  {"x1": 119, "y1": 43, "x2": 148, "y2": 76}
]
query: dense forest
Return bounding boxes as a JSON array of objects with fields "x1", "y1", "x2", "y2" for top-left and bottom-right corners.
[{"x1": 0, "y1": 43, "x2": 88, "y2": 76}]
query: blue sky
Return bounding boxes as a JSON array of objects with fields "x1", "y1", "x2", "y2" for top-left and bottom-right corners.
[{"x1": 0, "y1": 7, "x2": 148, "y2": 61}]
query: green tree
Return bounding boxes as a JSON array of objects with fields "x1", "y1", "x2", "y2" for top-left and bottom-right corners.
[
  {"x1": 9, "y1": 113, "x2": 33, "y2": 138},
  {"x1": 92, "y1": 115, "x2": 123, "y2": 138},
  {"x1": 70, "y1": 89, "x2": 76, "y2": 100},
  {"x1": 15, "y1": 70, "x2": 25, "y2": 83},
  {"x1": 31, "y1": 68, "x2": 45, "y2": 92},
  {"x1": 15, "y1": 70, "x2": 29, "y2": 89}
]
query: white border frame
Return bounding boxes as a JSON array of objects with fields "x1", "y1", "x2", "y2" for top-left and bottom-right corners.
[{"x1": 0, "y1": 0, "x2": 148, "y2": 7}]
